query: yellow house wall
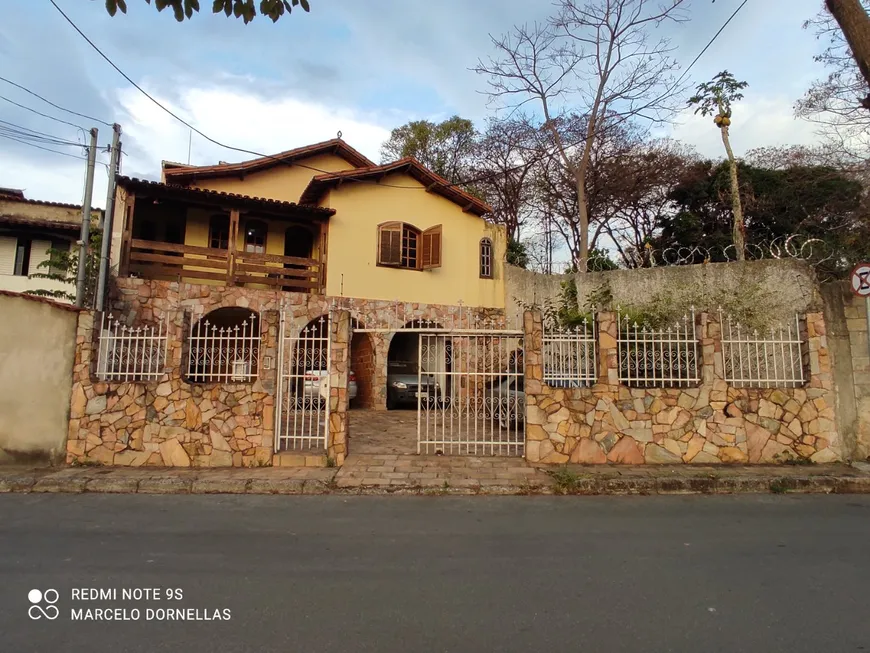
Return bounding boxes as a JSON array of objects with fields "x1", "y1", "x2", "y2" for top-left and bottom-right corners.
[
  {"x1": 322, "y1": 173, "x2": 506, "y2": 308},
  {"x1": 188, "y1": 153, "x2": 356, "y2": 204}
]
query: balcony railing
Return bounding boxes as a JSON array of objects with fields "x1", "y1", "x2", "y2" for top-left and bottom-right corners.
[{"x1": 127, "y1": 239, "x2": 322, "y2": 293}]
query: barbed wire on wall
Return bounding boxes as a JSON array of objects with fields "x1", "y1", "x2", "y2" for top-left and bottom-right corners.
[{"x1": 589, "y1": 235, "x2": 844, "y2": 280}]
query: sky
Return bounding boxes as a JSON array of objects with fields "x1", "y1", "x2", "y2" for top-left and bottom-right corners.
[{"x1": 0, "y1": 0, "x2": 835, "y2": 208}]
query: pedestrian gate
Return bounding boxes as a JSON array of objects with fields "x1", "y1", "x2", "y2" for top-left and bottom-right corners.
[{"x1": 275, "y1": 313, "x2": 331, "y2": 451}]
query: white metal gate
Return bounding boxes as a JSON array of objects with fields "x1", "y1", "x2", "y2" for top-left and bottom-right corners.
[
  {"x1": 417, "y1": 329, "x2": 525, "y2": 456},
  {"x1": 275, "y1": 313, "x2": 331, "y2": 451}
]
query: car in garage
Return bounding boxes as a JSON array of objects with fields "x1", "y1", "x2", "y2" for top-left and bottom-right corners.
[{"x1": 387, "y1": 360, "x2": 441, "y2": 409}]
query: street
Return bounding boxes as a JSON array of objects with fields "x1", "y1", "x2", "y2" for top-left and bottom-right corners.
[{"x1": 1, "y1": 495, "x2": 869, "y2": 653}]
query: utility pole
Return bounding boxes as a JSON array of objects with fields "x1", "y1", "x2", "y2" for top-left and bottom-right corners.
[
  {"x1": 96, "y1": 124, "x2": 122, "y2": 310},
  {"x1": 75, "y1": 127, "x2": 99, "y2": 308}
]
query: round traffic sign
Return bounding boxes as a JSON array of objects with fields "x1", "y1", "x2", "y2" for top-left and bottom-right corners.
[{"x1": 851, "y1": 263, "x2": 870, "y2": 297}]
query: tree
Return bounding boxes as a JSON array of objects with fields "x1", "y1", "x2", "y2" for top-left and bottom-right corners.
[
  {"x1": 688, "y1": 71, "x2": 749, "y2": 260},
  {"x1": 27, "y1": 231, "x2": 102, "y2": 307},
  {"x1": 474, "y1": 0, "x2": 689, "y2": 273},
  {"x1": 472, "y1": 116, "x2": 538, "y2": 242},
  {"x1": 103, "y1": 0, "x2": 310, "y2": 23},
  {"x1": 380, "y1": 117, "x2": 477, "y2": 184},
  {"x1": 655, "y1": 160, "x2": 866, "y2": 278},
  {"x1": 823, "y1": 0, "x2": 870, "y2": 105},
  {"x1": 797, "y1": 1, "x2": 870, "y2": 162}
]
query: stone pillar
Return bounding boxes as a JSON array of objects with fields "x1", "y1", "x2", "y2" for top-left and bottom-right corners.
[
  {"x1": 597, "y1": 311, "x2": 619, "y2": 386},
  {"x1": 328, "y1": 309, "x2": 350, "y2": 465},
  {"x1": 523, "y1": 310, "x2": 544, "y2": 462}
]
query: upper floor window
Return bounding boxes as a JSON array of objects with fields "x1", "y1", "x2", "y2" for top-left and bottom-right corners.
[
  {"x1": 377, "y1": 222, "x2": 441, "y2": 270},
  {"x1": 480, "y1": 238, "x2": 493, "y2": 279},
  {"x1": 244, "y1": 220, "x2": 267, "y2": 254},
  {"x1": 209, "y1": 214, "x2": 230, "y2": 250}
]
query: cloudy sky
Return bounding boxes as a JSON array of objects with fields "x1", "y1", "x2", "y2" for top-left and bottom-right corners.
[{"x1": 0, "y1": 0, "x2": 834, "y2": 207}]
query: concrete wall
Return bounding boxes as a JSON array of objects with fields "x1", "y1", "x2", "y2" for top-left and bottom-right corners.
[
  {"x1": 822, "y1": 282, "x2": 870, "y2": 460},
  {"x1": 0, "y1": 292, "x2": 79, "y2": 463},
  {"x1": 508, "y1": 260, "x2": 821, "y2": 329}
]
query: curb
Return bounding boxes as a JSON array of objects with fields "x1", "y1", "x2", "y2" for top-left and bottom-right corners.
[{"x1": 2, "y1": 472, "x2": 870, "y2": 496}]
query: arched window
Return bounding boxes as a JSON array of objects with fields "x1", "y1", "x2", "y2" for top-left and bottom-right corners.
[
  {"x1": 187, "y1": 308, "x2": 260, "y2": 383},
  {"x1": 244, "y1": 220, "x2": 267, "y2": 254},
  {"x1": 479, "y1": 238, "x2": 493, "y2": 278},
  {"x1": 209, "y1": 214, "x2": 230, "y2": 250}
]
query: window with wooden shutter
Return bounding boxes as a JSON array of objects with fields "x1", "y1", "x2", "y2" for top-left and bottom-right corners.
[
  {"x1": 0, "y1": 236, "x2": 16, "y2": 276},
  {"x1": 377, "y1": 222, "x2": 402, "y2": 266},
  {"x1": 422, "y1": 225, "x2": 442, "y2": 270},
  {"x1": 28, "y1": 239, "x2": 53, "y2": 277}
]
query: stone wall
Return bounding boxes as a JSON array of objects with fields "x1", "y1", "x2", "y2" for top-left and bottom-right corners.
[
  {"x1": 67, "y1": 277, "x2": 506, "y2": 466},
  {"x1": 508, "y1": 260, "x2": 822, "y2": 329},
  {"x1": 523, "y1": 310, "x2": 841, "y2": 465}
]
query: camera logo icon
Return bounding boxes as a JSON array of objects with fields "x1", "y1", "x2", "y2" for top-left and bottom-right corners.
[{"x1": 28, "y1": 589, "x2": 59, "y2": 620}]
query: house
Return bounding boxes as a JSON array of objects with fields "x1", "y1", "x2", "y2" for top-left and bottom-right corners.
[
  {"x1": 0, "y1": 188, "x2": 101, "y2": 300},
  {"x1": 110, "y1": 138, "x2": 504, "y2": 307}
]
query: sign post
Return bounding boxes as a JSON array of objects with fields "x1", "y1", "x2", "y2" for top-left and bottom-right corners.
[{"x1": 850, "y1": 263, "x2": 870, "y2": 360}]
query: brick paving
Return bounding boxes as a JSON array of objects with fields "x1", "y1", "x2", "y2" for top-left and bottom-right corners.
[{"x1": 348, "y1": 408, "x2": 418, "y2": 455}]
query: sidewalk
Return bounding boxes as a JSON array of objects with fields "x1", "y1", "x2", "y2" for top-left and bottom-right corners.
[{"x1": 2, "y1": 457, "x2": 870, "y2": 496}]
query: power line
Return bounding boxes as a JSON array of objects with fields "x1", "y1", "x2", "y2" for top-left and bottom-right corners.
[
  {"x1": 0, "y1": 75, "x2": 113, "y2": 127},
  {"x1": 0, "y1": 93, "x2": 86, "y2": 130},
  {"x1": 0, "y1": 119, "x2": 83, "y2": 147},
  {"x1": 49, "y1": 0, "x2": 750, "y2": 197},
  {"x1": 0, "y1": 132, "x2": 88, "y2": 162},
  {"x1": 48, "y1": 0, "x2": 428, "y2": 190}
]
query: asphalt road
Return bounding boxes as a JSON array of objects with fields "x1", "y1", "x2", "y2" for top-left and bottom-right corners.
[{"x1": 1, "y1": 494, "x2": 869, "y2": 653}]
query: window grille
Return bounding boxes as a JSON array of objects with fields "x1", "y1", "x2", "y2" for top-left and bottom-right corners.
[
  {"x1": 97, "y1": 312, "x2": 168, "y2": 382},
  {"x1": 480, "y1": 238, "x2": 493, "y2": 278},
  {"x1": 617, "y1": 308, "x2": 699, "y2": 387},
  {"x1": 720, "y1": 310, "x2": 805, "y2": 388}
]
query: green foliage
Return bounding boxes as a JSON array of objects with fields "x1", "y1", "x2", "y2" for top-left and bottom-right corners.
[
  {"x1": 506, "y1": 238, "x2": 528, "y2": 268},
  {"x1": 27, "y1": 231, "x2": 102, "y2": 307},
  {"x1": 380, "y1": 116, "x2": 477, "y2": 183},
  {"x1": 549, "y1": 467, "x2": 585, "y2": 494},
  {"x1": 688, "y1": 71, "x2": 748, "y2": 118},
  {"x1": 654, "y1": 159, "x2": 866, "y2": 279},
  {"x1": 103, "y1": 0, "x2": 310, "y2": 23}
]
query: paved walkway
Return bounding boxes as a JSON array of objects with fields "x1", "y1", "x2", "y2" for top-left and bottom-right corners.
[
  {"x1": 1, "y1": 459, "x2": 869, "y2": 495},
  {"x1": 348, "y1": 408, "x2": 417, "y2": 455}
]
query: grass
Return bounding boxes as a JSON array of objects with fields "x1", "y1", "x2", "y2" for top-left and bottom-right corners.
[{"x1": 548, "y1": 466, "x2": 585, "y2": 494}]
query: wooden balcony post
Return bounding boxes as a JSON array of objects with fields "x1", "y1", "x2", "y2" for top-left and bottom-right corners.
[
  {"x1": 227, "y1": 208, "x2": 240, "y2": 285},
  {"x1": 318, "y1": 220, "x2": 328, "y2": 294},
  {"x1": 119, "y1": 193, "x2": 135, "y2": 276}
]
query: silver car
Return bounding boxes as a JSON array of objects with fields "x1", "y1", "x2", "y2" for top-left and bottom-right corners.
[{"x1": 302, "y1": 370, "x2": 358, "y2": 402}]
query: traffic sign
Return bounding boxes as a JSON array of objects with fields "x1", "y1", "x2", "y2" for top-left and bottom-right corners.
[{"x1": 850, "y1": 263, "x2": 870, "y2": 297}]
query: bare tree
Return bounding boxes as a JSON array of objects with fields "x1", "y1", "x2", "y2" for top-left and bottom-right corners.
[
  {"x1": 824, "y1": 0, "x2": 870, "y2": 104},
  {"x1": 473, "y1": 0, "x2": 689, "y2": 272},
  {"x1": 471, "y1": 117, "x2": 538, "y2": 242},
  {"x1": 798, "y1": 1, "x2": 870, "y2": 162}
]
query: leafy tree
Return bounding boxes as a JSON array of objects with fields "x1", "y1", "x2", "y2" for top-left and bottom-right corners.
[
  {"x1": 688, "y1": 71, "x2": 749, "y2": 260},
  {"x1": 380, "y1": 117, "x2": 477, "y2": 184},
  {"x1": 103, "y1": 0, "x2": 310, "y2": 23},
  {"x1": 654, "y1": 160, "x2": 865, "y2": 278},
  {"x1": 27, "y1": 231, "x2": 102, "y2": 307},
  {"x1": 506, "y1": 238, "x2": 529, "y2": 268}
]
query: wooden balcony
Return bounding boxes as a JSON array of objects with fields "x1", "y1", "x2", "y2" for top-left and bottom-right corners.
[{"x1": 127, "y1": 239, "x2": 323, "y2": 293}]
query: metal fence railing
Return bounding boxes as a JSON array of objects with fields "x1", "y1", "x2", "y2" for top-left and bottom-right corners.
[
  {"x1": 542, "y1": 318, "x2": 597, "y2": 387},
  {"x1": 617, "y1": 308, "x2": 699, "y2": 388},
  {"x1": 720, "y1": 310, "x2": 805, "y2": 388},
  {"x1": 187, "y1": 312, "x2": 260, "y2": 383},
  {"x1": 96, "y1": 312, "x2": 168, "y2": 382}
]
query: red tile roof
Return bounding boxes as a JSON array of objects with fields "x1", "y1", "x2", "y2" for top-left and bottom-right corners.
[
  {"x1": 0, "y1": 214, "x2": 82, "y2": 231},
  {"x1": 117, "y1": 176, "x2": 335, "y2": 219},
  {"x1": 299, "y1": 158, "x2": 492, "y2": 216},
  {"x1": 161, "y1": 138, "x2": 375, "y2": 182},
  {"x1": 0, "y1": 289, "x2": 83, "y2": 312}
]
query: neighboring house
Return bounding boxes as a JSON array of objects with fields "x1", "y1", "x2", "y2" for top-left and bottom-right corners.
[
  {"x1": 0, "y1": 188, "x2": 101, "y2": 301},
  {"x1": 110, "y1": 138, "x2": 504, "y2": 308}
]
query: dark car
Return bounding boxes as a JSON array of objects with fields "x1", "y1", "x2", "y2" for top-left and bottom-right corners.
[{"x1": 387, "y1": 360, "x2": 441, "y2": 409}]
